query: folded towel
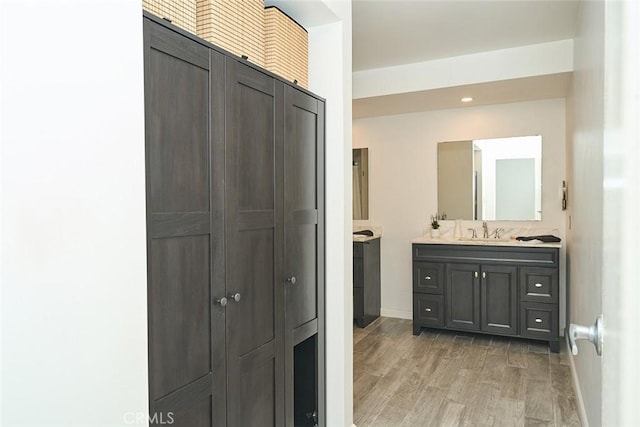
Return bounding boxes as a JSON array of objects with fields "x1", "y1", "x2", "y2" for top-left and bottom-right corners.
[
  {"x1": 516, "y1": 235, "x2": 561, "y2": 243},
  {"x1": 353, "y1": 230, "x2": 374, "y2": 237}
]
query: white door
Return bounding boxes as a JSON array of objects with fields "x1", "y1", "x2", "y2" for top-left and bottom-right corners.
[{"x1": 601, "y1": 0, "x2": 640, "y2": 424}]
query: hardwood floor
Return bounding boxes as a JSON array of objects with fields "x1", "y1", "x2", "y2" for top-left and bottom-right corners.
[{"x1": 353, "y1": 317, "x2": 581, "y2": 427}]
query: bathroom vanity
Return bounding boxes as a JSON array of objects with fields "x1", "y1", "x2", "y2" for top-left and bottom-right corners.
[{"x1": 412, "y1": 238, "x2": 560, "y2": 352}]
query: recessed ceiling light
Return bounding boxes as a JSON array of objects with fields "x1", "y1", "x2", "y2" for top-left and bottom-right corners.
[{"x1": 461, "y1": 97, "x2": 473, "y2": 103}]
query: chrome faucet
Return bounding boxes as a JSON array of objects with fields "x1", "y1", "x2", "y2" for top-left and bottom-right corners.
[
  {"x1": 482, "y1": 221, "x2": 489, "y2": 238},
  {"x1": 492, "y1": 228, "x2": 504, "y2": 239},
  {"x1": 468, "y1": 228, "x2": 477, "y2": 239}
]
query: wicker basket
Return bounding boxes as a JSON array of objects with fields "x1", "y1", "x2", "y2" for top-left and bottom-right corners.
[
  {"x1": 143, "y1": 0, "x2": 197, "y2": 34},
  {"x1": 197, "y1": 0, "x2": 266, "y2": 67},
  {"x1": 264, "y1": 6, "x2": 308, "y2": 88}
]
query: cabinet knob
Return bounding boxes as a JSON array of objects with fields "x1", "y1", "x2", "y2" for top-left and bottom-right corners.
[
  {"x1": 424, "y1": 276, "x2": 432, "y2": 280},
  {"x1": 474, "y1": 272, "x2": 478, "y2": 278},
  {"x1": 229, "y1": 293, "x2": 241, "y2": 303},
  {"x1": 534, "y1": 283, "x2": 543, "y2": 288},
  {"x1": 535, "y1": 318, "x2": 543, "y2": 323},
  {"x1": 215, "y1": 297, "x2": 228, "y2": 307},
  {"x1": 482, "y1": 272, "x2": 486, "y2": 279},
  {"x1": 286, "y1": 276, "x2": 297, "y2": 285},
  {"x1": 425, "y1": 308, "x2": 432, "y2": 312}
]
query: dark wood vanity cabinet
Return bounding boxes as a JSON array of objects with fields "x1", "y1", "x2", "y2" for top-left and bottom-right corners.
[
  {"x1": 144, "y1": 14, "x2": 325, "y2": 426},
  {"x1": 412, "y1": 244, "x2": 559, "y2": 352},
  {"x1": 353, "y1": 238, "x2": 381, "y2": 327}
]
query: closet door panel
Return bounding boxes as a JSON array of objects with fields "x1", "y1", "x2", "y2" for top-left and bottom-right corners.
[
  {"x1": 237, "y1": 83, "x2": 275, "y2": 210},
  {"x1": 144, "y1": 18, "x2": 226, "y2": 426},
  {"x1": 236, "y1": 346, "x2": 277, "y2": 427},
  {"x1": 234, "y1": 229, "x2": 276, "y2": 355},
  {"x1": 165, "y1": 396, "x2": 212, "y2": 427},
  {"x1": 146, "y1": 29, "x2": 209, "y2": 214},
  {"x1": 225, "y1": 59, "x2": 284, "y2": 427},
  {"x1": 149, "y1": 236, "x2": 210, "y2": 398},
  {"x1": 283, "y1": 86, "x2": 325, "y2": 426},
  {"x1": 284, "y1": 87, "x2": 320, "y2": 330}
]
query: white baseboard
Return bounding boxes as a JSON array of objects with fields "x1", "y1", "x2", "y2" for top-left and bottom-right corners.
[
  {"x1": 566, "y1": 334, "x2": 589, "y2": 427},
  {"x1": 380, "y1": 308, "x2": 412, "y2": 320}
]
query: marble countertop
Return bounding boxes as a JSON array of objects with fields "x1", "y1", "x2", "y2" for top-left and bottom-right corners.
[
  {"x1": 353, "y1": 225, "x2": 382, "y2": 242},
  {"x1": 353, "y1": 232, "x2": 381, "y2": 242},
  {"x1": 412, "y1": 235, "x2": 562, "y2": 248}
]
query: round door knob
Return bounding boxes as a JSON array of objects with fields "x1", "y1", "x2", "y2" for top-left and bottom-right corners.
[
  {"x1": 534, "y1": 283, "x2": 543, "y2": 288},
  {"x1": 286, "y1": 276, "x2": 297, "y2": 285},
  {"x1": 424, "y1": 276, "x2": 432, "y2": 280},
  {"x1": 535, "y1": 318, "x2": 543, "y2": 323},
  {"x1": 216, "y1": 297, "x2": 228, "y2": 307},
  {"x1": 229, "y1": 293, "x2": 241, "y2": 303}
]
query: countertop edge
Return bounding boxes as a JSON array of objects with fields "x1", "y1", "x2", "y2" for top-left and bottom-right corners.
[{"x1": 411, "y1": 237, "x2": 562, "y2": 249}]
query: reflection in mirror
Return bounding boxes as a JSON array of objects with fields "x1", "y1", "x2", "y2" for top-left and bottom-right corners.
[
  {"x1": 353, "y1": 148, "x2": 369, "y2": 220},
  {"x1": 438, "y1": 136, "x2": 542, "y2": 221}
]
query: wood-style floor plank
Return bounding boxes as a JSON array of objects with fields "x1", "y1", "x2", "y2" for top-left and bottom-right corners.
[{"x1": 354, "y1": 317, "x2": 581, "y2": 427}]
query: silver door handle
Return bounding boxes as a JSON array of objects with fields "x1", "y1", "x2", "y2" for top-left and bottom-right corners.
[
  {"x1": 228, "y1": 293, "x2": 241, "y2": 303},
  {"x1": 424, "y1": 276, "x2": 431, "y2": 280},
  {"x1": 286, "y1": 276, "x2": 297, "y2": 285},
  {"x1": 215, "y1": 297, "x2": 228, "y2": 307},
  {"x1": 569, "y1": 315, "x2": 603, "y2": 356}
]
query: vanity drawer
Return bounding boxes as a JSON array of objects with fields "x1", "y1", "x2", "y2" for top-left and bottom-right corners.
[
  {"x1": 520, "y1": 267, "x2": 558, "y2": 303},
  {"x1": 520, "y1": 302, "x2": 558, "y2": 340},
  {"x1": 413, "y1": 262, "x2": 444, "y2": 294},
  {"x1": 414, "y1": 294, "x2": 444, "y2": 327}
]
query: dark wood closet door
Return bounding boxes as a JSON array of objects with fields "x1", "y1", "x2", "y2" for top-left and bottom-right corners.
[
  {"x1": 283, "y1": 86, "x2": 325, "y2": 426},
  {"x1": 144, "y1": 18, "x2": 226, "y2": 426},
  {"x1": 224, "y1": 59, "x2": 285, "y2": 427},
  {"x1": 284, "y1": 87, "x2": 323, "y2": 331}
]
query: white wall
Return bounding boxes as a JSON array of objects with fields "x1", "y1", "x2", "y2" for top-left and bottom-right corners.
[
  {"x1": 601, "y1": 1, "x2": 640, "y2": 424},
  {"x1": 308, "y1": 1, "x2": 353, "y2": 424},
  {"x1": 353, "y1": 99, "x2": 567, "y2": 326},
  {"x1": 0, "y1": 1, "x2": 148, "y2": 426}
]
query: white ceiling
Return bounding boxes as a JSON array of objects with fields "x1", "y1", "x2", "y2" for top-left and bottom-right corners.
[
  {"x1": 353, "y1": 0, "x2": 579, "y2": 72},
  {"x1": 352, "y1": 0, "x2": 579, "y2": 117}
]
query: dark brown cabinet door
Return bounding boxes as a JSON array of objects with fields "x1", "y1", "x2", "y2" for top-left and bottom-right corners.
[
  {"x1": 284, "y1": 86, "x2": 323, "y2": 331},
  {"x1": 144, "y1": 19, "x2": 225, "y2": 426},
  {"x1": 224, "y1": 59, "x2": 284, "y2": 427},
  {"x1": 481, "y1": 265, "x2": 518, "y2": 335},
  {"x1": 283, "y1": 86, "x2": 325, "y2": 426},
  {"x1": 446, "y1": 263, "x2": 480, "y2": 331}
]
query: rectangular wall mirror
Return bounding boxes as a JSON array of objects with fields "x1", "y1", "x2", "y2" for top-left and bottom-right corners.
[
  {"x1": 438, "y1": 135, "x2": 542, "y2": 221},
  {"x1": 353, "y1": 148, "x2": 369, "y2": 220}
]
